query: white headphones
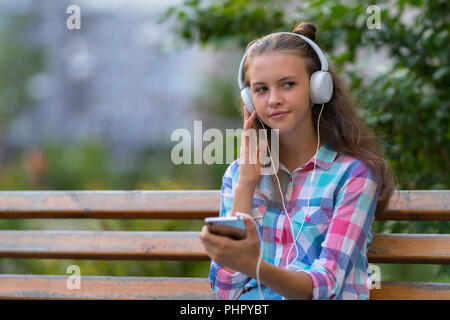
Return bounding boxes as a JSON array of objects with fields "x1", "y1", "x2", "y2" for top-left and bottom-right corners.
[{"x1": 237, "y1": 31, "x2": 333, "y2": 114}]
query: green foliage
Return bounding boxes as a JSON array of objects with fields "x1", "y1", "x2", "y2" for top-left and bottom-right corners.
[
  {"x1": 163, "y1": 0, "x2": 450, "y2": 190},
  {"x1": 158, "y1": 0, "x2": 286, "y2": 49},
  {"x1": 0, "y1": 14, "x2": 44, "y2": 129},
  {"x1": 45, "y1": 140, "x2": 115, "y2": 190},
  {"x1": 192, "y1": 67, "x2": 242, "y2": 119}
]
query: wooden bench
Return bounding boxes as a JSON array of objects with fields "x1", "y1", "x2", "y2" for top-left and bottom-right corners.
[{"x1": 0, "y1": 190, "x2": 448, "y2": 300}]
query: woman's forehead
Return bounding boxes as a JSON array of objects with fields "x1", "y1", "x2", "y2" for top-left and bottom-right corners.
[{"x1": 247, "y1": 52, "x2": 308, "y2": 83}]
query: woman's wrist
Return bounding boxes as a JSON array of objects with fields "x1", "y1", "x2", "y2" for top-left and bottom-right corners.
[
  {"x1": 231, "y1": 180, "x2": 257, "y2": 217},
  {"x1": 236, "y1": 177, "x2": 259, "y2": 191},
  {"x1": 223, "y1": 267, "x2": 238, "y2": 274}
]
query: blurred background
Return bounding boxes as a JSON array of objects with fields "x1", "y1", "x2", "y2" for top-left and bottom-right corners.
[{"x1": 0, "y1": 0, "x2": 448, "y2": 283}]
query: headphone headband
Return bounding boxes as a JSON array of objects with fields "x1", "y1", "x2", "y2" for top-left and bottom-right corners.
[{"x1": 238, "y1": 32, "x2": 329, "y2": 90}]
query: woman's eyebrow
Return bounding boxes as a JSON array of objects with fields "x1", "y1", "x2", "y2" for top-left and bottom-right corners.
[{"x1": 251, "y1": 75, "x2": 297, "y2": 86}]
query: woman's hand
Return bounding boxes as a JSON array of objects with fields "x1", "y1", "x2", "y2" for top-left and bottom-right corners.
[
  {"x1": 238, "y1": 106, "x2": 268, "y2": 187},
  {"x1": 200, "y1": 217, "x2": 260, "y2": 277}
]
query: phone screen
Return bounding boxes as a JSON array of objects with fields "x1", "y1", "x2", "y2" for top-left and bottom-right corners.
[{"x1": 205, "y1": 218, "x2": 246, "y2": 240}]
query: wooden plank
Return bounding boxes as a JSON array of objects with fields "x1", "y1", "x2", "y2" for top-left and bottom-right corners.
[
  {"x1": 0, "y1": 275, "x2": 448, "y2": 300},
  {"x1": 0, "y1": 231, "x2": 208, "y2": 261},
  {"x1": 377, "y1": 190, "x2": 450, "y2": 220},
  {"x1": 0, "y1": 275, "x2": 215, "y2": 300},
  {"x1": 368, "y1": 233, "x2": 450, "y2": 264},
  {"x1": 0, "y1": 190, "x2": 220, "y2": 219},
  {"x1": 370, "y1": 281, "x2": 450, "y2": 300},
  {"x1": 0, "y1": 231, "x2": 448, "y2": 264},
  {"x1": 0, "y1": 190, "x2": 448, "y2": 220}
]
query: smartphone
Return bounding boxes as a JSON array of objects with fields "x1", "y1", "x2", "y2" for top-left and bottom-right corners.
[{"x1": 204, "y1": 216, "x2": 247, "y2": 240}]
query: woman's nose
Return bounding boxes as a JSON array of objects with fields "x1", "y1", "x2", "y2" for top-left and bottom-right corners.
[{"x1": 268, "y1": 88, "x2": 283, "y2": 106}]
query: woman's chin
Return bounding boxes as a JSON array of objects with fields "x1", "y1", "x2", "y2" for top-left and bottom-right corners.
[{"x1": 265, "y1": 123, "x2": 292, "y2": 133}]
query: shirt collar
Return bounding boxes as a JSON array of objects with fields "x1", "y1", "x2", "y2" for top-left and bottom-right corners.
[{"x1": 279, "y1": 141, "x2": 338, "y2": 174}]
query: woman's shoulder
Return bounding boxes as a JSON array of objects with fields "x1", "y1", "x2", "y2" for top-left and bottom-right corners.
[
  {"x1": 332, "y1": 152, "x2": 375, "y2": 179},
  {"x1": 323, "y1": 152, "x2": 377, "y2": 202},
  {"x1": 221, "y1": 159, "x2": 241, "y2": 187},
  {"x1": 222, "y1": 158, "x2": 240, "y2": 177},
  {"x1": 331, "y1": 152, "x2": 379, "y2": 196}
]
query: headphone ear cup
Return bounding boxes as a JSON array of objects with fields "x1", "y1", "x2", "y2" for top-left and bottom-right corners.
[
  {"x1": 310, "y1": 71, "x2": 333, "y2": 104},
  {"x1": 241, "y1": 87, "x2": 255, "y2": 114}
]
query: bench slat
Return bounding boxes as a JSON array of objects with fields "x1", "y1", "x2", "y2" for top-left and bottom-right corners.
[
  {"x1": 0, "y1": 275, "x2": 215, "y2": 300},
  {"x1": 0, "y1": 190, "x2": 448, "y2": 220},
  {"x1": 368, "y1": 281, "x2": 450, "y2": 300},
  {"x1": 0, "y1": 231, "x2": 448, "y2": 264},
  {"x1": 0, "y1": 275, "x2": 448, "y2": 300},
  {"x1": 367, "y1": 233, "x2": 450, "y2": 264},
  {"x1": 0, "y1": 190, "x2": 219, "y2": 219},
  {"x1": 0, "y1": 231, "x2": 207, "y2": 261}
]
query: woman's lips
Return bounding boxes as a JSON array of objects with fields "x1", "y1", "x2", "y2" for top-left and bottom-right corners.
[{"x1": 269, "y1": 111, "x2": 290, "y2": 120}]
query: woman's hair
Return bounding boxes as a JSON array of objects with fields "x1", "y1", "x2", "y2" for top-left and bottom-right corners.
[{"x1": 239, "y1": 22, "x2": 398, "y2": 217}]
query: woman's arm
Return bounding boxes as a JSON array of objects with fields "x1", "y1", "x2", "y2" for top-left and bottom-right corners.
[
  {"x1": 253, "y1": 257, "x2": 314, "y2": 300},
  {"x1": 222, "y1": 181, "x2": 257, "y2": 274},
  {"x1": 230, "y1": 181, "x2": 258, "y2": 217},
  {"x1": 206, "y1": 106, "x2": 268, "y2": 296},
  {"x1": 225, "y1": 106, "x2": 264, "y2": 271},
  {"x1": 206, "y1": 162, "x2": 258, "y2": 297}
]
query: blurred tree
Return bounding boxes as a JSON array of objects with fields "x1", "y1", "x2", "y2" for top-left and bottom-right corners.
[{"x1": 0, "y1": 15, "x2": 44, "y2": 160}]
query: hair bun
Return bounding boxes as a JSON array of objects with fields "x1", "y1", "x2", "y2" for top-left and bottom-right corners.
[{"x1": 292, "y1": 22, "x2": 317, "y2": 41}]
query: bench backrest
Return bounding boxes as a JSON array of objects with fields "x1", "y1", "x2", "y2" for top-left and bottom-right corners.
[{"x1": 0, "y1": 190, "x2": 448, "y2": 300}]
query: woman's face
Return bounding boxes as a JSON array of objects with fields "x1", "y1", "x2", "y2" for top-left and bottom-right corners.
[{"x1": 247, "y1": 52, "x2": 312, "y2": 135}]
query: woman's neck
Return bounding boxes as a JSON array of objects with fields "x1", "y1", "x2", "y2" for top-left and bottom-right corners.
[{"x1": 278, "y1": 126, "x2": 321, "y2": 174}]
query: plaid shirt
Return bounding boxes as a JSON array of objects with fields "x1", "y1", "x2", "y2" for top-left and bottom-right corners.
[{"x1": 209, "y1": 142, "x2": 380, "y2": 300}]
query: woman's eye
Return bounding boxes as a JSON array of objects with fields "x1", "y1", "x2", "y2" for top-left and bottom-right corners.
[{"x1": 254, "y1": 82, "x2": 294, "y2": 93}]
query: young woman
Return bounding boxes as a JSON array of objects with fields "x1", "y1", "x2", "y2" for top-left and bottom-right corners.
[{"x1": 199, "y1": 22, "x2": 396, "y2": 300}]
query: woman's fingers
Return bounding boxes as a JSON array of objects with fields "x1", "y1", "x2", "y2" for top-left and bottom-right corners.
[
  {"x1": 243, "y1": 110, "x2": 258, "y2": 131},
  {"x1": 242, "y1": 110, "x2": 258, "y2": 163},
  {"x1": 237, "y1": 218, "x2": 260, "y2": 248},
  {"x1": 258, "y1": 138, "x2": 269, "y2": 166},
  {"x1": 200, "y1": 225, "x2": 231, "y2": 247},
  {"x1": 242, "y1": 128, "x2": 259, "y2": 166},
  {"x1": 241, "y1": 106, "x2": 258, "y2": 159},
  {"x1": 243, "y1": 105, "x2": 257, "y2": 130},
  {"x1": 239, "y1": 106, "x2": 262, "y2": 183},
  {"x1": 243, "y1": 105, "x2": 250, "y2": 121}
]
